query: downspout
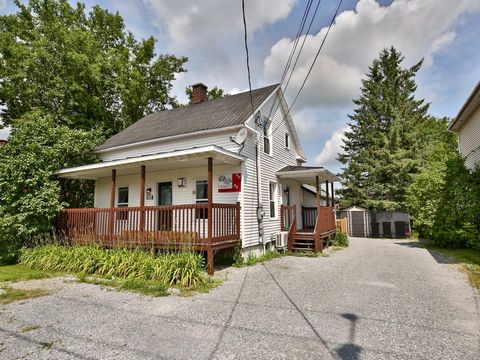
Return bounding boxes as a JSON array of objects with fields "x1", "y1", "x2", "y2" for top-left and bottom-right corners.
[{"x1": 255, "y1": 117, "x2": 265, "y2": 249}]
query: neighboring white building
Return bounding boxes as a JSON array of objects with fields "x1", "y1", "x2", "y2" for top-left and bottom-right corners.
[
  {"x1": 449, "y1": 81, "x2": 480, "y2": 170},
  {"x1": 56, "y1": 83, "x2": 338, "y2": 273}
]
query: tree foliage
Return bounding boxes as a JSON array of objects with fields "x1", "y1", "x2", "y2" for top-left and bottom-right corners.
[
  {"x1": 0, "y1": 1, "x2": 188, "y2": 263},
  {"x1": 429, "y1": 156, "x2": 480, "y2": 249},
  {"x1": 0, "y1": 0, "x2": 187, "y2": 136},
  {"x1": 0, "y1": 110, "x2": 101, "y2": 263},
  {"x1": 338, "y1": 47, "x2": 429, "y2": 210},
  {"x1": 405, "y1": 117, "x2": 457, "y2": 238}
]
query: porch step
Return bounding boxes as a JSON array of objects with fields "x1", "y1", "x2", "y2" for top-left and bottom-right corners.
[
  {"x1": 295, "y1": 232, "x2": 315, "y2": 240},
  {"x1": 292, "y1": 236, "x2": 315, "y2": 251}
]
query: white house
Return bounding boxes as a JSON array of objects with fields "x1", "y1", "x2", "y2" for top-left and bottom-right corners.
[
  {"x1": 56, "y1": 83, "x2": 338, "y2": 273},
  {"x1": 449, "y1": 81, "x2": 480, "y2": 169}
]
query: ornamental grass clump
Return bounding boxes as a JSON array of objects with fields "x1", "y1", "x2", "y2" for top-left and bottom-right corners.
[{"x1": 20, "y1": 245, "x2": 207, "y2": 288}]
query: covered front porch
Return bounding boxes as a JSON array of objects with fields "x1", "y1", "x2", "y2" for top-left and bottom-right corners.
[
  {"x1": 55, "y1": 145, "x2": 244, "y2": 274},
  {"x1": 277, "y1": 166, "x2": 338, "y2": 252}
]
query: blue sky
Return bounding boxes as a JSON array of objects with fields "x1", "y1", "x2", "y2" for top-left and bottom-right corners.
[{"x1": 1, "y1": 0, "x2": 480, "y2": 174}]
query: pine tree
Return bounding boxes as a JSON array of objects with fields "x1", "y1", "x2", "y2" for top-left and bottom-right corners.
[{"x1": 338, "y1": 47, "x2": 429, "y2": 210}]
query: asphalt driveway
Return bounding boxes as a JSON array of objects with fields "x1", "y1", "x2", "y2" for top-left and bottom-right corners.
[{"x1": 1, "y1": 238, "x2": 479, "y2": 359}]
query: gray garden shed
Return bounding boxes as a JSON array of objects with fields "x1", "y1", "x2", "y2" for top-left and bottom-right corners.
[{"x1": 338, "y1": 206, "x2": 371, "y2": 237}]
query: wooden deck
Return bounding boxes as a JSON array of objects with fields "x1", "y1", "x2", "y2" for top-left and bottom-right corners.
[
  {"x1": 57, "y1": 203, "x2": 241, "y2": 274},
  {"x1": 281, "y1": 205, "x2": 336, "y2": 252}
]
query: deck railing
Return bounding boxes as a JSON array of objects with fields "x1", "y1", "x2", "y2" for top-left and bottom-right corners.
[
  {"x1": 280, "y1": 205, "x2": 296, "y2": 249},
  {"x1": 302, "y1": 207, "x2": 317, "y2": 229},
  {"x1": 300, "y1": 206, "x2": 335, "y2": 233},
  {"x1": 57, "y1": 203, "x2": 241, "y2": 249}
]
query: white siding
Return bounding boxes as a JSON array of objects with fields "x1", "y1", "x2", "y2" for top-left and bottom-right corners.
[
  {"x1": 93, "y1": 89, "x2": 304, "y2": 250},
  {"x1": 458, "y1": 105, "x2": 480, "y2": 170},
  {"x1": 302, "y1": 189, "x2": 327, "y2": 207},
  {"x1": 94, "y1": 164, "x2": 241, "y2": 208},
  {"x1": 98, "y1": 130, "x2": 241, "y2": 162},
  {"x1": 240, "y1": 92, "x2": 299, "y2": 248}
]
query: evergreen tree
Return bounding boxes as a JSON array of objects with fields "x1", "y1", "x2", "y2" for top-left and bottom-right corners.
[{"x1": 338, "y1": 47, "x2": 429, "y2": 210}]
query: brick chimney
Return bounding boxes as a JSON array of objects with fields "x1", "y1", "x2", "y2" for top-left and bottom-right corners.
[{"x1": 191, "y1": 83, "x2": 208, "y2": 104}]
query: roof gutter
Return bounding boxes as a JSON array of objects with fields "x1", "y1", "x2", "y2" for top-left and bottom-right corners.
[
  {"x1": 449, "y1": 81, "x2": 480, "y2": 131},
  {"x1": 95, "y1": 124, "x2": 244, "y2": 154}
]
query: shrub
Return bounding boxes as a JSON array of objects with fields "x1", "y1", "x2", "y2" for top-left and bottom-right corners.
[
  {"x1": 332, "y1": 231, "x2": 349, "y2": 247},
  {"x1": 20, "y1": 245, "x2": 207, "y2": 288}
]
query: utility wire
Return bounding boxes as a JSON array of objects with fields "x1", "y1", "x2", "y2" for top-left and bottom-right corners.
[
  {"x1": 264, "y1": 0, "x2": 314, "y2": 122},
  {"x1": 269, "y1": 0, "x2": 344, "y2": 138},
  {"x1": 242, "y1": 0, "x2": 255, "y2": 114},
  {"x1": 282, "y1": 0, "x2": 323, "y2": 97},
  {"x1": 264, "y1": 0, "x2": 323, "y2": 127}
]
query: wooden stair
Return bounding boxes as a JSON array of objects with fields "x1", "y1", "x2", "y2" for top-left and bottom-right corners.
[{"x1": 292, "y1": 231, "x2": 315, "y2": 251}]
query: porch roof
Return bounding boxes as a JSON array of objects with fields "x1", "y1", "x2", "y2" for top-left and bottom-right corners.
[
  {"x1": 276, "y1": 166, "x2": 339, "y2": 183},
  {"x1": 55, "y1": 145, "x2": 245, "y2": 180}
]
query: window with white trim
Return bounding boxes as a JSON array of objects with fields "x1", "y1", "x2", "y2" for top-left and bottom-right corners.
[
  {"x1": 117, "y1": 187, "x2": 129, "y2": 220},
  {"x1": 269, "y1": 182, "x2": 277, "y2": 218},
  {"x1": 263, "y1": 119, "x2": 272, "y2": 155},
  {"x1": 196, "y1": 180, "x2": 208, "y2": 219},
  {"x1": 285, "y1": 132, "x2": 290, "y2": 149}
]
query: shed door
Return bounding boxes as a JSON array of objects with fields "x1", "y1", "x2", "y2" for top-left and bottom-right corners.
[{"x1": 351, "y1": 211, "x2": 365, "y2": 237}]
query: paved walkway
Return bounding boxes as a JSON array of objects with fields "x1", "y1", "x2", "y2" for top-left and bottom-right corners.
[{"x1": 1, "y1": 238, "x2": 479, "y2": 359}]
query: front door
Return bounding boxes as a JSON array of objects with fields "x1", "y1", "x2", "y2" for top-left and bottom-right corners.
[{"x1": 158, "y1": 182, "x2": 172, "y2": 231}]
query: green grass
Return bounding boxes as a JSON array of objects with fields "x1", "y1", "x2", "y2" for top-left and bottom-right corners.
[
  {"x1": 21, "y1": 325, "x2": 40, "y2": 333},
  {"x1": 424, "y1": 245, "x2": 480, "y2": 289},
  {"x1": 77, "y1": 273, "x2": 221, "y2": 297},
  {"x1": 21, "y1": 245, "x2": 209, "y2": 290},
  {"x1": 0, "y1": 264, "x2": 53, "y2": 282},
  {"x1": 0, "y1": 287, "x2": 49, "y2": 305},
  {"x1": 235, "y1": 247, "x2": 338, "y2": 267}
]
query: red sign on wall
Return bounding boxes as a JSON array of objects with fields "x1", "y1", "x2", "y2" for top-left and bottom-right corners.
[{"x1": 218, "y1": 173, "x2": 241, "y2": 192}]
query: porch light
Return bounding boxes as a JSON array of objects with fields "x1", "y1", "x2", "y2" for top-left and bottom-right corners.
[{"x1": 177, "y1": 177, "x2": 187, "y2": 187}]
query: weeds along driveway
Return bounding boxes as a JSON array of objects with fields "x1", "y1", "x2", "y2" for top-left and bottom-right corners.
[{"x1": 1, "y1": 238, "x2": 479, "y2": 359}]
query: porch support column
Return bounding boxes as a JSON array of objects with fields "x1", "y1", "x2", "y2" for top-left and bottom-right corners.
[
  {"x1": 315, "y1": 175, "x2": 322, "y2": 253},
  {"x1": 330, "y1": 181, "x2": 335, "y2": 208},
  {"x1": 140, "y1": 165, "x2": 146, "y2": 232},
  {"x1": 109, "y1": 169, "x2": 116, "y2": 243},
  {"x1": 325, "y1": 180, "x2": 330, "y2": 207},
  {"x1": 58, "y1": 177, "x2": 65, "y2": 203},
  {"x1": 207, "y1": 157, "x2": 214, "y2": 275}
]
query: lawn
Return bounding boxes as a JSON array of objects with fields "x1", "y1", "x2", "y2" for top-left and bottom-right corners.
[
  {"x1": 0, "y1": 264, "x2": 53, "y2": 282},
  {"x1": 425, "y1": 245, "x2": 480, "y2": 289}
]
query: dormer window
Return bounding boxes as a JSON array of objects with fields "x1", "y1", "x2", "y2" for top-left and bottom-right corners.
[{"x1": 263, "y1": 119, "x2": 272, "y2": 155}]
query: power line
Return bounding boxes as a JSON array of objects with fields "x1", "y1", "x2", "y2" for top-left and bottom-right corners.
[
  {"x1": 282, "y1": 0, "x2": 323, "y2": 96},
  {"x1": 242, "y1": 0, "x2": 255, "y2": 114},
  {"x1": 265, "y1": 0, "x2": 315, "y2": 122},
  {"x1": 270, "y1": 0, "x2": 344, "y2": 138},
  {"x1": 265, "y1": 0, "x2": 323, "y2": 127}
]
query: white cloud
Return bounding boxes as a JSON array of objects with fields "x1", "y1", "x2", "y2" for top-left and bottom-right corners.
[
  {"x1": 142, "y1": 0, "x2": 297, "y2": 101},
  {"x1": 264, "y1": 0, "x2": 480, "y2": 110},
  {"x1": 315, "y1": 127, "x2": 347, "y2": 167}
]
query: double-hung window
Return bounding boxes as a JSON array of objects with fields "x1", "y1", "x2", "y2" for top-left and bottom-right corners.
[
  {"x1": 196, "y1": 180, "x2": 208, "y2": 219},
  {"x1": 263, "y1": 119, "x2": 272, "y2": 155},
  {"x1": 117, "y1": 187, "x2": 129, "y2": 220},
  {"x1": 269, "y1": 182, "x2": 277, "y2": 218}
]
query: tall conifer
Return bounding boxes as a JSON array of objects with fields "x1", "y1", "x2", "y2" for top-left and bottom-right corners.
[{"x1": 338, "y1": 47, "x2": 429, "y2": 210}]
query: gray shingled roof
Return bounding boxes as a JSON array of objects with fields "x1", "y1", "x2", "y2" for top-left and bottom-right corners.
[{"x1": 96, "y1": 84, "x2": 279, "y2": 151}]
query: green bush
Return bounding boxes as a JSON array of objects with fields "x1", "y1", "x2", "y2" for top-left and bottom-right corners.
[
  {"x1": 20, "y1": 245, "x2": 207, "y2": 288},
  {"x1": 332, "y1": 231, "x2": 349, "y2": 247}
]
